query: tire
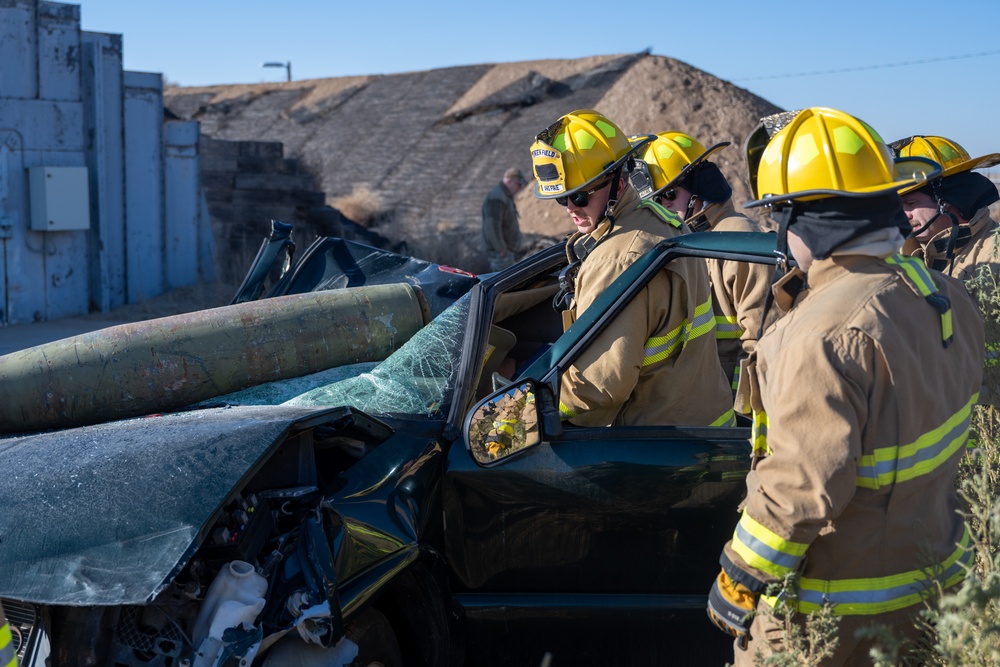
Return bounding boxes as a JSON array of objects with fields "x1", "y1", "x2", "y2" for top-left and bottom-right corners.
[{"x1": 348, "y1": 607, "x2": 404, "y2": 667}]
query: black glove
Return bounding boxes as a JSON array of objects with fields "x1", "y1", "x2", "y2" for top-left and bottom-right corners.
[{"x1": 707, "y1": 570, "x2": 757, "y2": 650}]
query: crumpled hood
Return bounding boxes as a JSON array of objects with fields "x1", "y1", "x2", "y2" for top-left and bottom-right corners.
[{"x1": 0, "y1": 404, "x2": 333, "y2": 605}]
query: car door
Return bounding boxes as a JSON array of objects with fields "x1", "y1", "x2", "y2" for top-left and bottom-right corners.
[
  {"x1": 441, "y1": 233, "x2": 778, "y2": 666},
  {"x1": 443, "y1": 422, "x2": 749, "y2": 665}
]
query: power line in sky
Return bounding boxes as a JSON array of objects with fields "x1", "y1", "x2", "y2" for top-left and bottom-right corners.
[{"x1": 734, "y1": 49, "x2": 1000, "y2": 82}]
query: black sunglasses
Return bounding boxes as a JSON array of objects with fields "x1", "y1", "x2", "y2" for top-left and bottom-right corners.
[
  {"x1": 555, "y1": 178, "x2": 612, "y2": 207},
  {"x1": 655, "y1": 188, "x2": 677, "y2": 204}
]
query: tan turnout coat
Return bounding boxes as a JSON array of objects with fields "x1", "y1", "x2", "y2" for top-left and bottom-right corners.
[
  {"x1": 558, "y1": 186, "x2": 734, "y2": 427},
  {"x1": 724, "y1": 250, "x2": 984, "y2": 664},
  {"x1": 911, "y1": 207, "x2": 1000, "y2": 282},
  {"x1": 699, "y1": 200, "x2": 777, "y2": 399}
]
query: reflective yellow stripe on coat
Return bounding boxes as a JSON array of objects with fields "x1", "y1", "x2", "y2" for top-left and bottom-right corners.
[
  {"x1": 761, "y1": 526, "x2": 973, "y2": 616},
  {"x1": 751, "y1": 409, "x2": 769, "y2": 456},
  {"x1": 637, "y1": 200, "x2": 684, "y2": 228},
  {"x1": 885, "y1": 254, "x2": 954, "y2": 345},
  {"x1": 856, "y1": 393, "x2": 978, "y2": 489},
  {"x1": 731, "y1": 510, "x2": 809, "y2": 579},
  {"x1": 0, "y1": 621, "x2": 16, "y2": 667},
  {"x1": 710, "y1": 409, "x2": 737, "y2": 428},
  {"x1": 643, "y1": 297, "x2": 716, "y2": 367},
  {"x1": 714, "y1": 314, "x2": 742, "y2": 340}
]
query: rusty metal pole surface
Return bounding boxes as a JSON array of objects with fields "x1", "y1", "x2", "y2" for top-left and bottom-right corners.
[{"x1": 0, "y1": 283, "x2": 430, "y2": 434}]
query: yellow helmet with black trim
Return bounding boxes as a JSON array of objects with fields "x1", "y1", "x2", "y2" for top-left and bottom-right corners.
[
  {"x1": 637, "y1": 132, "x2": 730, "y2": 197},
  {"x1": 745, "y1": 107, "x2": 941, "y2": 208},
  {"x1": 890, "y1": 135, "x2": 1000, "y2": 194},
  {"x1": 530, "y1": 110, "x2": 649, "y2": 199}
]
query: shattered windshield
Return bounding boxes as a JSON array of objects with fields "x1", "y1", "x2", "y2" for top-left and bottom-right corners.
[{"x1": 284, "y1": 294, "x2": 471, "y2": 418}]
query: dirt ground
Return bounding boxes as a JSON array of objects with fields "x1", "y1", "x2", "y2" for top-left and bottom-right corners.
[
  {"x1": 82, "y1": 282, "x2": 238, "y2": 324},
  {"x1": 165, "y1": 53, "x2": 781, "y2": 273}
]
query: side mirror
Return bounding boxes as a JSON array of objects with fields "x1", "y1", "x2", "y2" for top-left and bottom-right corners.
[{"x1": 466, "y1": 381, "x2": 541, "y2": 465}]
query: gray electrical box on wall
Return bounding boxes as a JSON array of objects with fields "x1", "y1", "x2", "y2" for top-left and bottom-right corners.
[{"x1": 28, "y1": 166, "x2": 91, "y2": 231}]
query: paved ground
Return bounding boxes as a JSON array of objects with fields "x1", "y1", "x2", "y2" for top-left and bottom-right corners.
[
  {"x1": 0, "y1": 316, "x2": 136, "y2": 356},
  {"x1": 0, "y1": 282, "x2": 232, "y2": 356}
]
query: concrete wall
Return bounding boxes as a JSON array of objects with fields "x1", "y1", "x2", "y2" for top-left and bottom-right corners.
[
  {"x1": 200, "y1": 136, "x2": 343, "y2": 287},
  {"x1": 0, "y1": 0, "x2": 213, "y2": 324}
]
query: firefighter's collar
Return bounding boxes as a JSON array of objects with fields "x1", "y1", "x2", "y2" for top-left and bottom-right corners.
[
  {"x1": 772, "y1": 266, "x2": 807, "y2": 312},
  {"x1": 698, "y1": 199, "x2": 737, "y2": 230},
  {"x1": 589, "y1": 218, "x2": 613, "y2": 242}
]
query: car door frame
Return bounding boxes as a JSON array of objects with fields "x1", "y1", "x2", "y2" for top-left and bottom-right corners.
[{"x1": 440, "y1": 233, "x2": 782, "y2": 663}]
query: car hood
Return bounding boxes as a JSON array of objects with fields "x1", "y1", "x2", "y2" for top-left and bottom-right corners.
[{"x1": 0, "y1": 404, "x2": 334, "y2": 606}]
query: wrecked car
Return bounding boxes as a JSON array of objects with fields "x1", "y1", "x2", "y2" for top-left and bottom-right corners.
[
  {"x1": 0, "y1": 231, "x2": 780, "y2": 666},
  {"x1": 231, "y1": 219, "x2": 480, "y2": 317}
]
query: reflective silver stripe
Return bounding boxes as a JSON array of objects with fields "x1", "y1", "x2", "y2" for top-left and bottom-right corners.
[
  {"x1": 642, "y1": 299, "x2": 716, "y2": 366},
  {"x1": 791, "y1": 528, "x2": 973, "y2": 615},
  {"x1": 643, "y1": 327, "x2": 684, "y2": 365},
  {"x1": 687, "y1": 301, "x2": 717, "y2": 342},
  {"x1": 732, "y1": 516, "x2": 805, "y2": 576},
  {"x1": 856, "y1": 394, "x2": 974, "y2": 489},
  {"x1": 714, "y1": 315, "x2": 742, "y2": 340}
]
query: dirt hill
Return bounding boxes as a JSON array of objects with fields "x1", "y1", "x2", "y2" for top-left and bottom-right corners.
[{"x1": 165, "y1": 52, "x2": 782, "y2": 273}]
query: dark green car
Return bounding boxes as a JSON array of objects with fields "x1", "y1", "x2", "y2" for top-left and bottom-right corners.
[{"x1": 0, "y1": 232, "x2": 779, "y2": 667}]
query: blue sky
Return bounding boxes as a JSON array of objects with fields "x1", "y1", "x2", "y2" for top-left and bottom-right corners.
[{"x1": 79, "y1": 0, "x2": 1000, "y2": 160}]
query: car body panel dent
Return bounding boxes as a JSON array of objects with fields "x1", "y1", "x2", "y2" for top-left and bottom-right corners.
[{"x1": 325, "y1": 429, "x2": 446, "y2": 586}]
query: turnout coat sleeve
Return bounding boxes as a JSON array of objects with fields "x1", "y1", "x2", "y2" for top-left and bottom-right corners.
[
  {"x1": 703, "y1": 204, "x2": 778, "y2": 391},
  {"x1": 559, "y1": 267, "x2": 684, "y2": 426},
  {"x1": 557, "y1": 189, "x2": 733, "y2": 427}
]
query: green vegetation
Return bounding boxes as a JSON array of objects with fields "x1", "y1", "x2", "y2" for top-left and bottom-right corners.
[{"x1": 928, "y1": 265, "x2": 1000, "y2": 667}]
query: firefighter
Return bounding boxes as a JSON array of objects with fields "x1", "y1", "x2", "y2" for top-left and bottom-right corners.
[
  {"x1": 892, "y1": 135, "x2": 1000, "y2": 410},
  {"x1": 529, "y1": 109, "x2": 734, "y2": 427},
  {"x1": 482, "y1": 167, "x2": 529, "y2": 271},
  {"x1": 633, "y1": 131, "x2": 777, "y2": 404},
  {"x1": 706, "y1": 107, "x2": 984, "y2": 665},
  {"x1": 891, "y1": 135, "x2": 1000, "y2": 282}
]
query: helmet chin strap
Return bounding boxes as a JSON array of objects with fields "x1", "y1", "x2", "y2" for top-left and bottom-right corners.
[
  {"x1": 686, "y1": 196, "x2": 712, "y2": 232},
  {"x1": 909, "y1": 193, "x2": 961, "y2": 272},
  {"x1": 685, "y1": 194, "x2": 699, "y2": 220},
  {"x1": 939, "y1": 205, "x2": 962, "y2": 274},
  {"x1": 601, "y1": 167, "x2": 624, "y2": 234},
  {"x1": 755, "y1": 204, "x2": 802, "y2": 340},
  {"x1": 553, "y1": 169, "x2": 624, "y2": 313},
  {"x1": 906, "y1": 207, "x2": 947, "y2": 239}
]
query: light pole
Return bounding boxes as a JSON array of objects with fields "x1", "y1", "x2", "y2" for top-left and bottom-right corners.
[{"x1": 261, "y1": 61, "x2": 291, "y2": 82}]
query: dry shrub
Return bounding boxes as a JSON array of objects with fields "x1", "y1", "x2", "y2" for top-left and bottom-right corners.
[
  {"x1": 920, "y1": 259, "x2": 1000, "y2": 667},
  {"x1": 329, "y1": 184, "x2": 389, "y2": 229}
]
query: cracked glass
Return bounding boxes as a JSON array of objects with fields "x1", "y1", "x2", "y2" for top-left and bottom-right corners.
[{"x1": 284, "y1": 295, "x2": 471, "y2": 418}]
